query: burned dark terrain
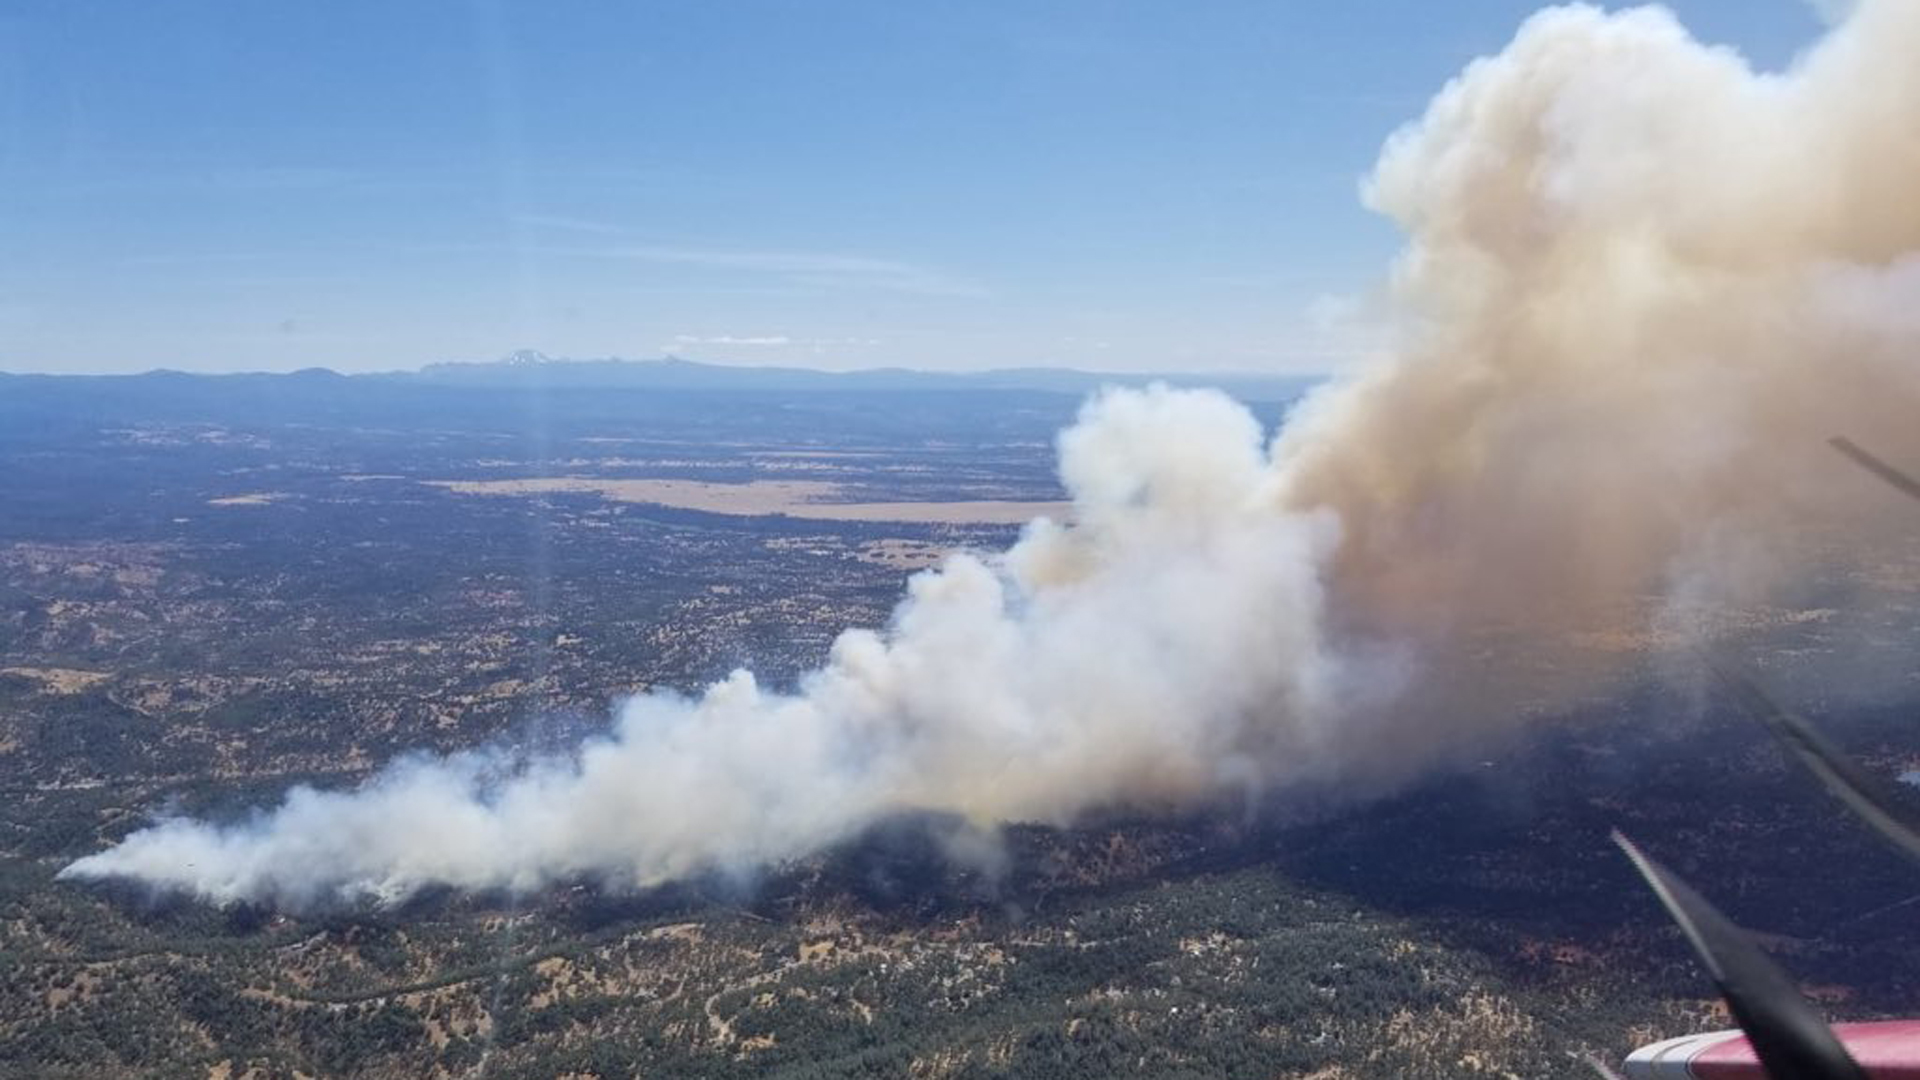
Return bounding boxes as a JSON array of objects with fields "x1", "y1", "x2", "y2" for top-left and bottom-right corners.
[{"x1": 2, "y1": 370, "x2": 1918, "y2": 1080}]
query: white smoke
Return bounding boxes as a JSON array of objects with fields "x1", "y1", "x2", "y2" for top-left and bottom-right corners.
[
  {"x1": 68, "y1": 388, "x2": 1355, "y2": 906},
  {"x1": 64, "y1": 1, "x2": 1920, "y2": 906}
]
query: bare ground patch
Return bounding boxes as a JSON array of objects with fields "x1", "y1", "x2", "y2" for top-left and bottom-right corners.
[
  {"x1": 1, "y1": 667, "x2": 112, "y2": 694},
  {"x1": 425, "y1": 477, "x2": 1067, "y2": 525}
]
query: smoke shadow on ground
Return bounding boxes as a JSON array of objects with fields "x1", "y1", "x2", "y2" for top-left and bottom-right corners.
[{"x1": 1258, "y1": 692, "x2": 1920, "y2": 1015}]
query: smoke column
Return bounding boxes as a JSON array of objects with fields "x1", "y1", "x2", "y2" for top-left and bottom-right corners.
[{"x1": 64, "y1": 1, "x2": 1920, "y2": 906}]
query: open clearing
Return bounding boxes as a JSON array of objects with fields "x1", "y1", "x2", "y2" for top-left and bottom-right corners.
[
  {"x1": 424, "y1": 477, "x2": 1068, "y2": 525},
  {"x1": 1, "y1": 667, "x2": 111, "y2": 694}
]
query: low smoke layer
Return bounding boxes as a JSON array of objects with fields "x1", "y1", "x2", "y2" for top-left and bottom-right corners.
[{"x1": 64, "y1": 1, "x2": 1920, "y2": 906}]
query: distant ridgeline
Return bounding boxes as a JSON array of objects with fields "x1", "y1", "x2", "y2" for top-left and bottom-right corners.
[
  {"x1": 0, "y1": 357, "x2": 1321, "y2": 442},
  {"x1": 409, "y1": 352, "x2": 1322, "y2": 402}
]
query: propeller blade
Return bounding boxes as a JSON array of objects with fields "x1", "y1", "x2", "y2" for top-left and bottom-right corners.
[
  {"x1": 1613, "y1": 832, "x2": 1866, "y2": 1080},
  {"x1": 1830, "y1": 436, "x2": 1920, "y2": 505},
  {"x1": 1709, "y1": 661, "x2": 1920, "y2": 866}
]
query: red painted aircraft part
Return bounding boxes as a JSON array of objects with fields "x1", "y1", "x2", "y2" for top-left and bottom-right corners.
[{"x1": 1625, "y1": 1021, "x2": 1920, "y2": 1079}]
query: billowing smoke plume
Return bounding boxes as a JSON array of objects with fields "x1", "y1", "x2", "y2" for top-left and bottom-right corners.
[{"x1": 64, "y1": 1, "x2": 1920, "y2": 906}]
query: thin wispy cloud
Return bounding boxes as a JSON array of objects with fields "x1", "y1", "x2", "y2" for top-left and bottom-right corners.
[
  {"x1": 515, "y1": 214, "x2": 986, "y2": 298},
  {"x1": 672, "y1": 334, "x2": 792, "y2": 347},
  {"x1": 512, "y1": 213, "x2": 630, "y2": 237},
  {"x1": 206, "y1": 167, "x2": 363, "y2": 191},
  {"x1": 115, "y1": 250, "x2": 315, "y2": 268},
  {"x1": 115, "y1": 241, "x2": 507, "y2": 269},
  {"x1": 669, "y1": 333, "x2": 884, "y2": 351},
  {"x1": 591, "y1": 245, "x2": 983, "y2": 298}
]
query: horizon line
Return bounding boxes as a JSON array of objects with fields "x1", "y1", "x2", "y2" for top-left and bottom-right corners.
[{"x1": 0, "y1": 352, "x2": 1340, "y2": 382}]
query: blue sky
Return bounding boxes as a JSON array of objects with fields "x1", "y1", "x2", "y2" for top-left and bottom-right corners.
[{"x1": 0, "y1": 1, "x2": 1829, "y2": 374}]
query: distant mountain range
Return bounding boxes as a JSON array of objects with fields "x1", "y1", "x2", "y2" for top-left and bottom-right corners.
[
  {"x1": 408, "y1": 351, "x2": 1322, "y2": 402},
  {"x1": 1, "y1": 353, "x2": 1322, "y2": 404}
]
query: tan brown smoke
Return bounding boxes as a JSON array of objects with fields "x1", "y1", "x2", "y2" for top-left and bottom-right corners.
[{"x1": 1281, "y1": 0, "x2": 1920, "y2": 704}]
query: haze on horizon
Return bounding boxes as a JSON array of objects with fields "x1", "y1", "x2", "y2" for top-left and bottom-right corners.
[{"x1": 0, "y1": 1, "x2": 1831, "y2": 377}]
